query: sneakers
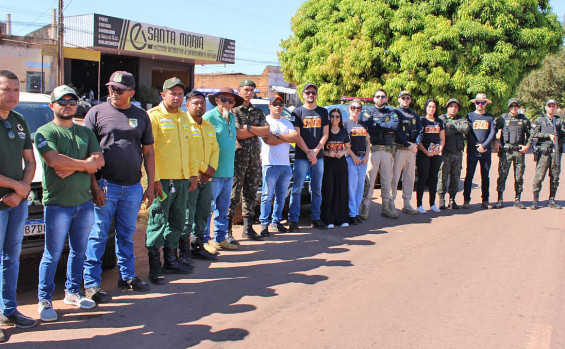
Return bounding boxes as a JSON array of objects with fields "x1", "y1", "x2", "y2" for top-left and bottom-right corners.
[
  {"x1": 462, "y1": 200, "x2": 471, "y2": 209},
  {"x1": 340, "y1": 222, "x2": 349, "y2": 227},
  {"x1": 63, "y1": 291, "x2": 96, "y2": 309},
  {"x1": 289, "y1": 221, "x2": 299, "y2": 232},
  {"x1": 311, "y1": 220, "x2": 328, "y2": 230},
  {"x1": 275, "y1": 223, "x2": 288, "y2": 233},
  {"x1": 430, "y1": 205, "x2": 441, "y2": 213},
  {"x1": 349, "y1": 216, "x2": 359, "y2": 225},
  {"x1": 3, "y1": 310, "x2": 37, "y2": 328},
  {"x1": 260, "y1": 225, "x2": 270, "y2": 237},
  {"x1": 38, "y1": 300, "x2": 57, "y2": 322},
  {"x1": 417, "y1": 206, "x2": 427, "y2": 214},
  {"x1": 327, "y1": 224, "x2": 335, "y2": 229},
  {"x1": 118, "y1": 276, "x2": 150, "y2": 292},
  {"x1": 85, "y1": 286, "x2": 112, "y2": 303},
  {"x1": 214, "y1": 240, "x2": 238, "y2": 250}
]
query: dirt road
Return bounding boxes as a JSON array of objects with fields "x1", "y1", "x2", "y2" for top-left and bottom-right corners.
[{"x1": 4, "y1": 154, "x2": 565, "y2": 348}]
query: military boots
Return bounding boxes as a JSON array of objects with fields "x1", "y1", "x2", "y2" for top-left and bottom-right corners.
[
  {"x1": 449, "y1": 196, "x2": 460, "y2": 209},
  {"x1": 178, "y1": 239, "x2": 196, "y2": 268},
  {"x1": 531, "y1": 192, "x2": 540, "y2": 210},
  {"x1": 147, "y1": 249, "x2": 166, "y2": 285},
  {"x1": 514, "y1": 193, "x2": 526, "y2": 209},
  {"x1": 162, "y1": 246, "x2": 193, "y2": 274},
  {"x1": 402, "y1": 199, "x2": 417, "y2": 215},
  {"x1": 381, "y1": 200, "x2": 399, "y2": 219},
  {"x1": 548, "y1": 191, "x2": 562, "y2": 209},
  {"x1": 438, "y1": 194, "x2": 446, "y2": 210},
  {"x1": 359, "y1": 204, "x2": 369, "y2": 220},
  {"x1": 494, "y1": 192, "x2": 504, "y2": 209},
  {"x1": 389, "y1": 201, "x2": 399, "y2": 216},
  {"x1": 242, "y1": 217, "x2": 262, "y2": 241}
]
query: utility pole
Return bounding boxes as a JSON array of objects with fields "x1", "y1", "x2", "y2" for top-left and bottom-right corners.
[{"x1": 57, "y1": 0, "x2": 64, "y2": 85}]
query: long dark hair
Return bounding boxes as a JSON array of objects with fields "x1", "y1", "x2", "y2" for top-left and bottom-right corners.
[
  {"x1": 423, "y1": 99, "x2": 438, "y2": 119},
  {"x1": 328, "y1": 108, "x2": 345, "y2": 130}
]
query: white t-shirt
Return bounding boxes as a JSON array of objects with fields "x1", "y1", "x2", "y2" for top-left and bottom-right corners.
[{"x1": 260, "y1": 115, "x2": 294, "y2": 166}]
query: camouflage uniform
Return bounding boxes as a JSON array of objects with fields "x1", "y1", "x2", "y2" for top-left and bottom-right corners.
[
  {"x1": 228, "y1": 102, "x2": 268, "y2": 223},
  {"x1": 531, "y1": 113, "x2": 565, "y2": 208},
  {"x1": 495, "y1": 113, "x2": 531, "y2": 196},
  {"x1": 437, "y1": 113, "x2": 469, "y2": 205}
]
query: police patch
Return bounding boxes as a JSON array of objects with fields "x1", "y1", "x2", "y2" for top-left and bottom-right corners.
[
  {"x1": 128, "y1": 118, "x2": 138, "y2": 128},
  {"x1": 18, "y1": 132, "x2": 26, "y2": 139},
  {"x1": 113, "y1": 72, "x2": 123, "y2": 82},
  {"x1": 17, "y1": 123, "x2": 24, "y2": 131},
  {"x1": 37, "y1": 140, "x2": 48, "y2": 148}
]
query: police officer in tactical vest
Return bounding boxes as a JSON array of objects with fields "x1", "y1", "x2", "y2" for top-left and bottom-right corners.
[
  {"x1": 530, "y1": 99, "x2": 565, "y2": 210},
  {"x1": 493, "y1": 98, "x2": 531, "y2": 209}
]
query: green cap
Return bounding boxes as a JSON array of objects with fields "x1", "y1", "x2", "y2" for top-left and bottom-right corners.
[
  {"x1": 507, "y1": 98, "x2": 520, "y2": 108},
  {"x1": 239, "y1": 79, "x2": 256, "y2": 88},
  {"x1": 163, "y1": 77, "x2": 186, "y2": 91},
  {"x1": 50, "y1": 85, "x2": 79, "y2": 103}
]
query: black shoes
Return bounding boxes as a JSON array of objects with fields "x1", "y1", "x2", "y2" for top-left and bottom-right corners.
[
  {"x1": 311, "y1": 220, "x2": 327, "y2": 230},
  {"x1": 163, "y1": 247, "x2": 193, "y2": 274},
  {"x1": 148, "y1": 249, "x2": 167, "y2": 285},
  {"x1": 349, "y1": 216, "x2": 359, "y2": 225},
  {"x1": 86, "y1": 286, "x2": 112, "y2": 303},
  {"x1": 119, "y1": 276, "x2": 150, "y2": 292},
  {"x1": 178, "y1": 239, "x2": 196, "y2": 268},
  {"x1": 191, "y1": 241, "x2": 218, "y2": 260},
  {"x1": 481, "y1": 201, "x2": 493, "y2": 209},
  {"x1": 276, "y1": 223, "x2": 288, "y2": 233},
  {"x1": 242, "y1": 218, "x2": 263, "y2": 241},
  {"x1": 2, "y1": 310, "x2": 37, "y2": 328},
  {"x1": 289, "y1": 221, "x2": 299, "y2": 232},
  {"x1": 449, "y1": 199, "x2": 460, "y2": 209},
  {"x1": 260, "y1": 225, "x2": 270, "y2": 237}
]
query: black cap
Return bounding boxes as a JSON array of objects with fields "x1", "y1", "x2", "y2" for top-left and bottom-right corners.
[
  {"x1": 398, "y1": 90, "x2": 411, "y2": 98},
  {"x1": 185, "y1": 89, "x2": 205, "y2": 100},
  {"x1": 303, "y1": 83, "x2": 317, "y2": 92},
  {"x1": 106, "y1": 71, "x2": 135, "y2": 89}
]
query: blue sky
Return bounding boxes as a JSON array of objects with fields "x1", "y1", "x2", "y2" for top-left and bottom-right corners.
[{"x1": 2, "y1": 0, "x2": 564, "y2": 75}]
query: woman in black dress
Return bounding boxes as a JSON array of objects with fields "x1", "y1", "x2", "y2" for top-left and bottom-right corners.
[
  {"x1": 416, "y1": 99, "x2": 445, "y2": 214},
  {"x1": 321, "y1": 108, "x2": 351, "y2": 228}
]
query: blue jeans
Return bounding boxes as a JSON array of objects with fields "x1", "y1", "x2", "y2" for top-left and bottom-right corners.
[
  {"x1": 289, "y1": 158, "x2": 324, "y2": 222},
  {"x1": 38, "y1": 201, "x2": 94, "y2": 301},
  {"x1": 0, "y1": 199, "x2": 27, "y2": 316},
  {"x1": 346, "y1": 156, "x2": 367, "y2": 217},
  {"x1": 259, "y1": 165, "x2": 292, "y2": 226},
  {"x1": 463, "y1": 150, "x2": 492, "y2": 202},
  {"x1": 83, "y1": 180, "x2": 143, "y2": 288},
  {"x1": 208, "y1": 177, "x2": 233, "y2": 243}
]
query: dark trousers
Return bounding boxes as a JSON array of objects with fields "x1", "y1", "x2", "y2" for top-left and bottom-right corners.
[
  {"x1": 463, "y1": 150, "x2": 492, "y2": 202},
  {"x1": 416, "y1": 152, "x2": 442, "y2": 207},
  {"x1": 321, "y1": 157, "x2": 349, "y2": 225}
]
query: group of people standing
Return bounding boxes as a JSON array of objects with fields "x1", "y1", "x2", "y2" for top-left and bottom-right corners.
[{"x1": 0, "y1": 67, "x2": 563, "y2": 341}]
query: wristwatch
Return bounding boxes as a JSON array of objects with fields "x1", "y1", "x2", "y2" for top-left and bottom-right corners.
[
  {"x1": 246, "y1": 124, "x2": 251, "y2": 131},
  {"x1": 275, "y1": 132, "x2": 281, "y2": 138}
]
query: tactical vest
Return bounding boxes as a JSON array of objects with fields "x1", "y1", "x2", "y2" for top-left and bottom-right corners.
[
  {"x1": 441, "y1": 115, "x2": 465, "y2": 152},
  {"x1": 396, "y1": 108, "x2": 419, "y2": 143},
  {"x1": 368, "y1": 107, "x2": 395, "y2": 145},
  {"x1": 537, "y1": 115, "x2": 561, "y2": 148},
  {"x1": 501, "y1": 113, "x2": 528, "y2": 145}
]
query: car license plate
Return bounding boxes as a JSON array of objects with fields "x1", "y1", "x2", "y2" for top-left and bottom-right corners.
[{"x1": 24, "y1": 219, "x2": 45, "y2": 236}]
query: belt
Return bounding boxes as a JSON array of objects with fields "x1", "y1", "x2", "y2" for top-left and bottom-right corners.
[
  {"x1": 354, "y1": 151, "x2": 366, "y2": 157},
  {"x1": 395, "y1": 145, "x2": 409, "y2": 150},
  {"x1": 504, "y1": 144, "x2": 521, "y2": 151},
  {"x1": 370, "y1": 144, "x2": 394, "y2": 152}
]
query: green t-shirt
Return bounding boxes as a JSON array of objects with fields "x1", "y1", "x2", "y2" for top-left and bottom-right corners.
[
  {"x1": 0, "y1": 111, "x2": 32, "y2": 210},
  {"x1": 35, "y1": 122, "x2": 101, "y2": 206}
]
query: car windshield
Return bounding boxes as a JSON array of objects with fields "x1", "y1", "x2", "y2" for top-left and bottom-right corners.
[{"x1": 13, "y1": 102, "x2": 54, "y2": 136}]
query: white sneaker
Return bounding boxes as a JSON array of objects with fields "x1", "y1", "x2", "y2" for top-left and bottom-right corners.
[
  {"x1": 430, "y1": 205, "x2": 441, "y2": 213},
  {"x1": 340, "y1": 223, "x2": 349, "y2": 227},
  {"x1": 417, "y1": 206, "x2": 427, "y2": 214},
  {"x1": 327, "y1": 224, "x2": 335, "y2": 229},
  {"x1": 64, "y1": 291, "x2": 96, "y2": 309},
  {"x1": 38, "y1": 300, "x2": 57, "y2": 322}
]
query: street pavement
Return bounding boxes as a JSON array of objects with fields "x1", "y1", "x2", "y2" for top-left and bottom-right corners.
[{"x1": 4, "y1": 153, "x2": 565, "y2": 348}]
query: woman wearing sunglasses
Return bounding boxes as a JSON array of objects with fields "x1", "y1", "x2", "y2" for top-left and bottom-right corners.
[
  {"x1": 321, "y1": 108, "x2": 351, "y2": 228},
  {"x1": 416, "y1": 99, "x2": 445, "y2": 214},
  {"x1": 343, "y1": 100, "x2": 370, "y2": 225}
]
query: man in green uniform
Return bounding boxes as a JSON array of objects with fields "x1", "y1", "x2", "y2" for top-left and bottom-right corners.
[
  {"x1": 437, "y1": 99, "x2": 469, "y2": 209},
  {"x1": 531, "y1": 99, "x2": 565, "y2": 209},
  {"x1": 493, "y1": 98, "x2": 531, "y2": 209},
  {"x1": 36, "y1": 85, "x2": 104, "y2": 321},
  {"x1": 0, "y1": 70, "x2": 37, "y2": 336},
  {"x1": 227, "y1": 80, "x2": 270, "y2": 243}
]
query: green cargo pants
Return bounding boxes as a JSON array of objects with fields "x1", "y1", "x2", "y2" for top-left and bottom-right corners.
[{"x1": 182, "y1": 181, "x2": 212, "y2": 241}]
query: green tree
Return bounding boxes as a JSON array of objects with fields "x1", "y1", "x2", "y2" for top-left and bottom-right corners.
[
  {"x1": 279, "y1": 0, "x2": 564, "y2": 115},
  {"x1": 517, "y1": 47, "x2": 565, "y2": 119}
]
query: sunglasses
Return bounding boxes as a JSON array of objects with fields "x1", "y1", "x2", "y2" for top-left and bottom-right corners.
[
  {"x1": 55, "y1": 99, "x2": 78, "y2": 107},
  {"x1": 271, "y1": 102, "x2": 284, "y2": 107},
  {"x1": 304, "y1": 91, "x2": 317, "y2": 96},
  {"x1": 218, "y1": 96, "x2": 235, "y2": 104},
  {"x1": 350, "y1": 106, "x2": 362, "y2": 111},
  {"x1": 401, "y1": 96, "x2": 411, "y2": 100},
  {"x1": 509, "y1": 104, "x2": 519, "y2": 108},
  {"x1": 374, "y1": 95, "x2": 386, "y2": 99},
  {"x1": 109, "y1": 86, "x2": 132, "y2": 95},
  {"x1": 3, "y1": 120, "x2": 14, "y2": 140},
  {"x1": 475, "y1": 101, "x2": 486, "y2": 106},
  {"x1": 330, "y1": 114, "x2": 341, "y2": 119}
]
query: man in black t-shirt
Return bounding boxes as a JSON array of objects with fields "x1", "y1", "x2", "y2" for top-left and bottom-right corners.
[
  {"x1": 83, "y1": 71, "x2": 155, "y2": 303},
  {"x1": 288, "y1": 83, "x2": 329, "y2": 231}
]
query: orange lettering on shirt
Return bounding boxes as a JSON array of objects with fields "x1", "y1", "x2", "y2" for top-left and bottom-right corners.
[{"x1": 473, "y1": 120, "x2": 490, "y2": 130}]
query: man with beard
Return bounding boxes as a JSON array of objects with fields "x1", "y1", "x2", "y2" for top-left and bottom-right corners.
[
  {"x1": 145, "y1": 77, "x2": 198, "y2": 284},
  {"x1": 437, "y1": 99, "x2": 469, "y2": 209},
  {"x1": 36, "y1": 85, "x2": 104, "y2": 321},
  {"x1": 204, "y1": 87, "x2": 242, "y2": 250},
  {"x1": 83, "y1": 71, "x2": 154, "y2": 302}
]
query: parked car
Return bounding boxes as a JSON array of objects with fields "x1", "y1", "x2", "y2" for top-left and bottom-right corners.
[{"x1": 14, "y1": 92, "x2": 116, "y2": 269}]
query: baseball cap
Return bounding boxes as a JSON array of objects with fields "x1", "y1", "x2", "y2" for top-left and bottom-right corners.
[
  {"x1": 239, "y1": 79, "x2": 256, "y2": 88},
  {"x1": 163, "y1": 77, "x2": 186, "y2": 91},
  {"x1": 398, "y1": 90, "x2": 411, "y2": 98},
  {"x1": 185, "y1": 89, "x2": 205, "y2": 100},
  {"x1": 106, "y1": 71, "x2": 135, "y2": 89},
  {"x1": 546, "y1": 99, "x2": 558, "y2": 106},
  {"x1": 270, "y1": 95, "x2": 284, "y2": 104},
  {"x1": 50, "y1": 85, "x2": 79, "y2": 103},
  {"x1": 303, "y1": 83, "x2": 317, "y2": 92},
  {"x1": 507, "y1": 98, "x2": 520, "y2": 108}
]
